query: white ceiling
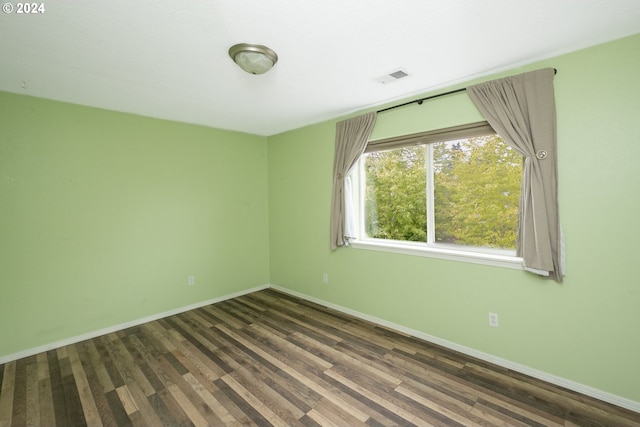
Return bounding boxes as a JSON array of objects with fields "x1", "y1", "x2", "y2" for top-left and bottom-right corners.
[{"x1": 1, "y1": 1, "x2": 639, "y2": 136}]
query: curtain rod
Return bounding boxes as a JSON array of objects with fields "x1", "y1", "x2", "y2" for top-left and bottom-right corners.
[{"x1": 377, "y1": 68, "x2": 557, "y2": 114}]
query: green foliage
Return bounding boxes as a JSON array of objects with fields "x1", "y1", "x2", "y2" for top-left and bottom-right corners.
[
  {"x1": 364, "y1": 135, "x2": 521, "y2": 249},
  {"x1": 365, "y1": 146, "x2": 427, "y2": 241}
]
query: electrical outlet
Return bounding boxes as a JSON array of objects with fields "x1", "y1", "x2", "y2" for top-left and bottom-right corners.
[
  {"x1": 322, "y1": 273, "x2": 329, "y2": 284},
  {"x1": 489, "y1": 312, "x2": 499, "y2": 327},
  {"x1": 188, "y1": 276, "x2": 195, "y2": 286}
]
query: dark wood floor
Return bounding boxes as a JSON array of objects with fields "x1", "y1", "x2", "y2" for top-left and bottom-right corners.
[{"x1": 1, "y1": 288, "x2": 638, "y2": 427}]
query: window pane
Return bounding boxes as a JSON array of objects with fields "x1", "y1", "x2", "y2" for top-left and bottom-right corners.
[
  {"x1": 364, "y1": 146, "x2": 427, "y2": 242},
  {"x1": 433, "y1": 135, "x2": 521, "y2": 249}
]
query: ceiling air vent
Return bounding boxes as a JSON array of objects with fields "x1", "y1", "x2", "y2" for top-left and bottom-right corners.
[{"x1": 375, "y1": 68, "x2": 410, "y2": 84}]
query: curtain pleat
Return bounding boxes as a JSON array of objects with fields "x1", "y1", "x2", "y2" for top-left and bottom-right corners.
[
  {"x1": 330, "y1": 112, "x2": 377, "y2": 250},
  {"x1": 467, "y1": 68, "x2": 563, "y2": 282}
]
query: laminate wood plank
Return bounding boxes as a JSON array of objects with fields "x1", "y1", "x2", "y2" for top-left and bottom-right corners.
[
  {"x1": 387, "y1": 359, "x2": 479, "y2": 408},
  {"x1": 79, "y1": 340, "x2": 115, "y2": 394},
  {"x1": 340, "y1": 322, "x2": 403, "y2": 352},
  {"x1": 67, "y1": 345, "x2": 102, "y2": 427},
  {"x1": 146, "y1": 391, "x2": 181, "y2": 427},
  {"x1": 280, "y1": 365, "x2": 372, "y2": 424},
  {"x1": 159, "y1": 317, "x2": 234, "y2": 374},
  {"x1": 147, "y1": 349, "x2": 226, "y2": 427},
  {"x1": 202, "y1": 304, "x2": 250, "y2": 330},
  {"x1": 245, "y1": 323, "x2": 333, "y2": 371},
  {"x1": 233, "y1": 294, "x2": 269, "y2": 313},
  {"x1": 0, "y1": 361, "x2": 15, "y2": 427},
  {"x1": 483, "y1": 397, "x2": 554, "y2": 426},
  {"x1": 115, "y1": 385, "x2": 138, "y2": 415},
  {"x1": 214, "y1": 323, "x2": 289, "y2": 372},
  {"x1": 126, "y1": 410, "x2": 149, "y2": 427},
  {"x1": 213, "y1": 323, "x2": 287, "y2": 373},
  {"x1": 246, "y1": 291, "x2": 340, "y2": 328},
  {"x1": 267, "y1": 290, "x2": 355, "y2": 328},
  {"x1": 333, "y1": 338, "x2": 414, "y2": 385},
  {"x1": 326, "y1": 323, "x2": 396, "y2": 358},
  {"x1": 387, "y1": 349, "x2": 568, "y2": 426},
  {"x1": 121, "y1": 378, "x2": 166, "y2": 427},
  {"x1": 168, "y1": 339, "x2": 226, "y2": 387},
  {"x1": 137, "y1": 352, "x2": 178, "y2": 392},
  {"x1": 188, "y1": 304, "x2": 226, "y2": 326},
  {"x1": 165, "y1": 383, "x2": 210, "y2": 427},
  {"x1": 242, "y1": 296, "x2": 335, "y2": 344},
  {"x1": 450, "y1": 370, "x2": 567, "y2": 427},
  {"x1": 396, "y1": 377, "x2": 487, "y2": 423},
  {"x1": 303, "y1": 409, "x2": 337, "y2": 427},
  {"x1": 56, "y1": 346, "x2": 68, "y2": 359},
  {"x1": 292, "y1": 331, "x2": 401, "y2": 388},
  {"x1": 10, "y1": 358, "x2": 27, "y2": 427},
  {"x1": 384, "y1": 349, "x2": 482, "y2": 404},
  {"x1": 162, "y1": 349, "x2": 190, "y2": 377},
  {"x1": 323, "y1": 368, "x2": 435, "y2": 427},
  {"x1": 120, "y1": 334, "x2": 165, "y2": 394},
  {"x1": 260, "y1": 299, "x2": 349, "y2": 340},
  {"x1": 46, "y1": 350, "x2": 70, "y2": 427},
  {"x1": 182, "y1": 372, "x2": 234, "y2": 426},
  {"x1": 460, "y1": 367, "x2": 571, "y2": 421},
  {"x1": 318, "y1": 366, "x2": 417, "y2": 427},
  {"x1": 213, "y1": 376, "x2": 270, "y2": 427},
  {"x1": 457, "y1": 361, "x2": 568, "y2": 416},
  {"x1": 396, "y1": 383, "x2": 500, "y2": 427},
  {"x1": 57, "y1": 349, "x2": 88, "y2": 427},
  {"x1": 473, "y1": 361, "x2": 640, "y2": 427},
  {"x1": 314, "y1": 399, "x2": 374, "y2": 427},
  {"x1": 106, "y1": 334, "x2": 156, "y2": 396},
  {"x1": 249, "y1": 311, "x2": 306, "y2": 340},
  {"x1": 93, "y1": 338, "x2": 125, "y2": 389},
  {"x1": 216, "y1": 299, "x2": 264, "y2": 326},
  {"x1": 2, "y1": 289, "x2": 639, "y2": 426},
  {"x1": 104, "y1": 389, "x2": 132, "y2": 427},
  {"x1": 472, "y1": 400, "x2": 539, "y2": 427},
  {"x1": 361, "y1": 351, "x2": 482, "y2": 427},
  {"x1": 210, "y1": 384, "x2": 256, "y2": 427},
  {"x1": 37, "y1": 377, "x2": 56, "y2": 427},
  {"x1": 25, "y1": 361, "x2": 40, "y2": 427},
  {"x1": 255, "y1": 369, "x2": 315, "y2": 415},
  {"x1": 227, "y1": 363, "x2": 307, "y2": 424},
  {"x1": 171, "y1": 313, "x2": 223, "y2": 348},
  {"x1": 74, "y1": 341, "x2": 119, "y2": 427},
  {"x1": 298, "y1": 414, "x2": 325, "y2": 427},
  {"x1": 272, "y1": 369, "x2": 324, "y2": 410},
  {"x1": 161, "y1": 329, "x2": 218, "y2": 377},
  {"x1": 144, "y1": 320, "x2": 179, "y2": 352},
  {"x1": 181, "y1": 309, "x2": 215, "y2": 329}
]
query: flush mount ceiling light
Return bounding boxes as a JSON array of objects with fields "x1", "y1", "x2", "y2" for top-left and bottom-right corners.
[{"x1": 228, "y1": 43, "x2": 278, "y2": 75}]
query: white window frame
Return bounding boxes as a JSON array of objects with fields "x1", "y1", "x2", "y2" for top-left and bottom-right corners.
[{"x1": 348, "y1": 133, "x2": 524, "y2": 271}]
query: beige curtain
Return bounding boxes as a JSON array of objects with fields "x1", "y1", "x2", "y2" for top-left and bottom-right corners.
[
  {"x1": 467, "y1": 68, "x2": 563, "y2": 282},
  {"x1": 330, "y1": 112, "x2": 377, "y2": 250}
]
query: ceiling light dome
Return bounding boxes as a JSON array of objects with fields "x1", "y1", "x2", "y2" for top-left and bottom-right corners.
[{"x1": 229, "y1": 43, "x2": 278, "y2": 75}]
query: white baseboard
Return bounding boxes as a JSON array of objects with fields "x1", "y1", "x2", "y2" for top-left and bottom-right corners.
[
  {"x1": 269, "y1": 284, "x2": 640, "y2": 414},
  {"x1": 0, "y1": 284, "x2": 269, "y2": 365}
]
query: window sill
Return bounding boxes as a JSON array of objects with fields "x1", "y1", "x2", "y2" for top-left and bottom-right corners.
[{"x1": 350, "y1": 239, "x2": 524, "y2": 270}]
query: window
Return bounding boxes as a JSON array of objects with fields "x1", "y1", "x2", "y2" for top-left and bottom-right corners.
[{"x1": 349, "y1": 122, "x2": 524, "y2": 268}]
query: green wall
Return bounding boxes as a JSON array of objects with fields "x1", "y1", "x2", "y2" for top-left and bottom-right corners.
[
  {"x1": 268, "y1": 34, "x2": 640, "y2": 403},
  {"x1": 0, "y1": 93, "x2": 270, "y2": 357}
]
